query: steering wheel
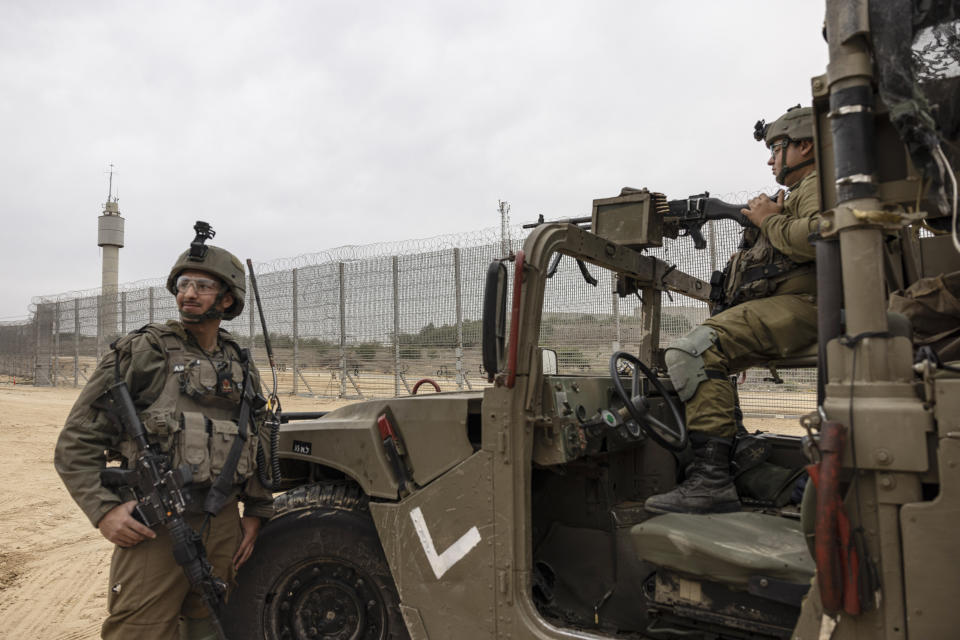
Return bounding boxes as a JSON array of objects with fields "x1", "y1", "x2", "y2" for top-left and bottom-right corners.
[
  {"x1": 411, "y1": 378, "x2": 441, "y2": 395},
  {"x1": 608, "y1": 351, "x2": 687, "y2": 451}
]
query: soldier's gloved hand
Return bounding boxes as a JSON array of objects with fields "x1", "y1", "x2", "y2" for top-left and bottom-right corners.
[
  {"x1": 98, "y1": 500, "x2": 157, "y2": 547},
  {"x1": 741, "y1": 190, "x2": 784, "y2": 227}
]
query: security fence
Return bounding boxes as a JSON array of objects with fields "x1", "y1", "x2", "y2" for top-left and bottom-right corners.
[
  {"x1": 5, "y1": 211, "x2": 816, "y2": 417},
  {"x1": 0, "y1": 320, "x2": 36, "y2": 382}
]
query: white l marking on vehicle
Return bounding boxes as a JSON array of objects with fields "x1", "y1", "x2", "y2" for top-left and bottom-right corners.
[{"x1": 409, "y1": 506, "x2": 481, "y2": 579}]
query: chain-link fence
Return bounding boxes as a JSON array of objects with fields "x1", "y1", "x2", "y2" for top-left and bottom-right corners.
[
  {"x1": 5, "y1": 213, "x2": 816, "y2": 417},
  {"x1": 0, "y1": 320, "x2": 36, "y2": 382}
]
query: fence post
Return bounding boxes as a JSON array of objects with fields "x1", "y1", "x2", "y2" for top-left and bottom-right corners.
[
  {"x1": 611, "y1": 291, "x2": 621, "y2": 352},
  {"x1": 34, "y1": 306, "x2": 40, "y2": 384},
  {"x1": 50, "y1": 300, "x2": 60, "y2": 387},
  {"x1": 121, "y1": 292, "x2": 127, "y2": 336},
  {"x1": 97, "y1": 296, "x2": 103, "y2": 362},
  {"x1": 148, "y1": 287, "x2": 154, "y2": 324},
  {"x1": 292, "y1": 269, "x2": 299, "y2": 396},
  {"x1": 393, "y1": 257, "x2": 400, "y2": 397},
  {"x1": 53, "y1": 301, "x2": 60, "y2": 386},
  {"x1": 24, "y1": 323, "x2": 30, "y2": 379},
  {"x1": 709, "y1": 220, "x2": 718, "y2": 273},
  {"x1": 34, "y1": 302, "x2": 55, "y2": 386},
  {"x1": 74, "y1": 298, "x2": 80, "y2": 387},
  {"x1": 339, "y1": 262, "x2": 347, "y2": 399},
  {"x1": 454, "y1": 248, "x2": 465, "y2": 389}
]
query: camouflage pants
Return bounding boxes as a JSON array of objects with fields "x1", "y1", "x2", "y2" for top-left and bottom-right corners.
[
  {"x1": 686, "y1": 293, "x2": 818, "y2": 438},
  {"x1": 101, "y1": 500, "x2": 241, "y2": 640}
]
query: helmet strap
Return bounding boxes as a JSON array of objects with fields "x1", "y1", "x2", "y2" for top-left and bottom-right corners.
[
  {"x1": 776, "y1": 139, "x2": 815, "y2": 184},
  {"x1": 778, "y1": 157, "x2": 816, "y2": 185},
  {"x1": 179, "y1": 289, "x2": 228, "y2": 324}
]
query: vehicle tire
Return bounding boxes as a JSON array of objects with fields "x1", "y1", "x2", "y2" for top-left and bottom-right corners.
[{"x1": 224, "y1": 482, "x2": 409, "y2": 640}]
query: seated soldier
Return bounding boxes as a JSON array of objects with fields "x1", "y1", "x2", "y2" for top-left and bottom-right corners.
[{"x1": 645, "y1": 105, "x2": 821, "y2": 515}]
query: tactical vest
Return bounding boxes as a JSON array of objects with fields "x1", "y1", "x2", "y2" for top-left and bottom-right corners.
[
  {"x1": 719, "y1": 222, "x2": 814, "y2": 309},
  {"x1": 116, "y1": 322, "x2": 258, "y2": 489}
]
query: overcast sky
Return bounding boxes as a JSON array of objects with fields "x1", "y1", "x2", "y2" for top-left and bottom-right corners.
[{"x1": 0, "y1": 1, "x2": 829, "y2": 320}]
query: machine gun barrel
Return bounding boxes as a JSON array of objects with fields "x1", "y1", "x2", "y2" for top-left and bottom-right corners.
[{"x1": 522, "y1": 215, "x2": 591, "y2": 229}]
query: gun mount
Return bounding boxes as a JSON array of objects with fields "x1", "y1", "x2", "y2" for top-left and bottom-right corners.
[{"x1": 525, "y1": 187, "x2": 755, "y2": 251}]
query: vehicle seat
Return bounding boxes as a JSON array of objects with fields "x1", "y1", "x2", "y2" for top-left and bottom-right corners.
[
  {"x1": 763, "y1": 311, "x2": 912, "y2": 374},
  {"x1": 766, "y1": 342, "x2": 818, "y2": 369},
  {"x1": 630, "y1": 512, "x2": 814, "y2": 587}
]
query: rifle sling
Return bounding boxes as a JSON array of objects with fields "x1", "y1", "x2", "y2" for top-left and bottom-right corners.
[{"x1": 203, "y1": 349, "x2": 253, "y2": 517}]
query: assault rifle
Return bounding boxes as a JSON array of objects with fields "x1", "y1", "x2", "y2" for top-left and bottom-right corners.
[{"x1": 97, "y1": 367, "x2": 229, "y2": 640}]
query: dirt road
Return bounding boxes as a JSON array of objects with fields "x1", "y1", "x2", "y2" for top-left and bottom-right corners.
[
  {"x1": 0, "y1": 385, "x2": 348, "y2": 639},
  {"x1": 0, "y1": 385, "x2": 106, "y2": 639},
  {"x1": 0, "y1": 384, "x2": 801, "y2": 638}
]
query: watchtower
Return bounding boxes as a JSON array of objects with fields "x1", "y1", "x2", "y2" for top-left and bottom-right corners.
[{"x1": 98, "y1": 165, "x2": 124, "y2": 349}]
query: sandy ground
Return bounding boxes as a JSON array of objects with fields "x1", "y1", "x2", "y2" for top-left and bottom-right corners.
[{"x1": 0, "y1": 383, "x2": 802, "y2": 639}]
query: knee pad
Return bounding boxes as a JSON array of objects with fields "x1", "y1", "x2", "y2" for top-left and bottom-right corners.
[{"x1": 665, "y1": 326, "x2": 719, "y2": 402}]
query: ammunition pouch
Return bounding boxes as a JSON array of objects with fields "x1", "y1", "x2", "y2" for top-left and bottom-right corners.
[
  {"x1": 709, "y1": 269, "x2": 729, "y2": 315},
  {"x1": 179, "y1": 412, "x2": 257, "y2": 487},
  {"x1": 181, "y1": 412, "x2": 212, "y2": 484},
  {"x1": 119, "y1": 410, "x2": 257, "y2": 489},
  {"x1": 716, "y1": 238, "x2": 815, "y2": 311},
  {"x1": 117, "y1": 407, "x2": 181, "y2": 469}
]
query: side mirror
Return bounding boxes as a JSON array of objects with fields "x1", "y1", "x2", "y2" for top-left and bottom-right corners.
[
  {"x1": 482, "y1": 261, "x2": 508, "y2": 382},
  {"x1": 541, "y1": 348, "x2": 558, "y2": 376}
]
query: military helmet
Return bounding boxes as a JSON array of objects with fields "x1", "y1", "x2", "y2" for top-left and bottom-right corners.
[
  {"x1": 166, "y1": 222, "x2": 246, "y2": 320},
  {"x1": 754, "y1": 105, "x2": 814, "y2": 145}
]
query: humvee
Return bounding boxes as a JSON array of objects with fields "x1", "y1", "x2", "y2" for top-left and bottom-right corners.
[{"x1": 226, "y1": 2, "x2": 960, "y2": 638}]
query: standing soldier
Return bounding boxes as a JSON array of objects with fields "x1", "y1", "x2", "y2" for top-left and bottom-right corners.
[
  {"x1": 645, "y1": 105, "x2": 821, "y2": 514},
  {"x1": 54, "y1": 223, "x2": 273, "y2": 639}
]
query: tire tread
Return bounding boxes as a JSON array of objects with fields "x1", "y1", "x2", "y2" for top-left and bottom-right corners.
[{"x1": 273, "y1": 480, "x2": 369, "y2": 518}]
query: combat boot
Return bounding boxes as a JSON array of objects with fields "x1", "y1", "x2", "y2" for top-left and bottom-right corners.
[{"x1": 644, "y1": 438, "x2": 740, "y2": 514}]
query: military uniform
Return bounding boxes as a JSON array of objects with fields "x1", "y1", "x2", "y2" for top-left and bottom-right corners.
[
  {"x1": 54, "y1": 320, "x2": 274, "y2": 639},
  {"x1": 685, "y1": 170, "x2": 820, "y2": 437},
  {"x1": 645, "y1": 105, "x2": 821, "y2": 515}
]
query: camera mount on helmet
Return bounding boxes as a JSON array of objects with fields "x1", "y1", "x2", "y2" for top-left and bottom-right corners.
[
  {"x1": 753, "y1": 119, "x2": 768, "y2": 142},
  {"x1": 189, "y1": 221, "x2": 216, "y2": 261}
]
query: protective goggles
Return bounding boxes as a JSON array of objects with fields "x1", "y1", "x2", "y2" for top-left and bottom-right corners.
[
  {"x1": 176, "y1": 275, "x2": 222, "y2": 295},
  {"x1": 768, "y1": 139, "x2": 792, "y2": 157}
]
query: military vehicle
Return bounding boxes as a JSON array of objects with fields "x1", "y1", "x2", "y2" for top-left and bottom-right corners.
[{"x1": 225, "y1": 2, "x2": 960, "y2": 638}]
